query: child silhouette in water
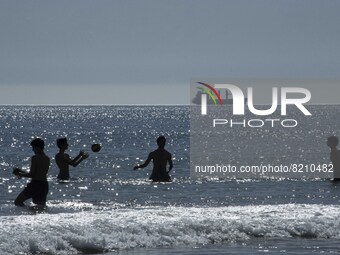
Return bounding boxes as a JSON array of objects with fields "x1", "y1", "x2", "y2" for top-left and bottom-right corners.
[
  {"x1": 55, "y1": 138, "x2": 89, "y2": 181},
  {"x1": 134, "y1": 136, "x2": 173, "y2": 182}
]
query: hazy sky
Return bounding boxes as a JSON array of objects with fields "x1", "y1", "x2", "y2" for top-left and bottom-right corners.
[{"x1": 0, "y1": 0, "x2": 339, "y2": 104}]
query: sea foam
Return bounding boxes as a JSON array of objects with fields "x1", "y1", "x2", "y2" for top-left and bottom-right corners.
[{"x1": 0, "y1": 204, "x2": 339, "y2": 254}]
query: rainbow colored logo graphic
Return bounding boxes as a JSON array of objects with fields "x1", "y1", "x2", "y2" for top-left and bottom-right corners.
[{"x1": 196, "y1": 82, "x2": 223, "y2": 105}]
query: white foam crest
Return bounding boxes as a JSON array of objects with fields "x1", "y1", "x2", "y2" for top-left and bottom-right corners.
[{"x1": 1, "y1": 204, "x2": 340, "y2": 254}]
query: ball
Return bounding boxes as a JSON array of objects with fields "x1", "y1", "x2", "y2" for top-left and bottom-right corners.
[{"x1": 91, "y1": 143, "x2": 101, "y2": 152}]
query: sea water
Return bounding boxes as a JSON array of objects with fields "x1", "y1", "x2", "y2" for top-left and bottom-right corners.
[{"x1": 0, "y1": 105, "x2": 340, "y2": 255}]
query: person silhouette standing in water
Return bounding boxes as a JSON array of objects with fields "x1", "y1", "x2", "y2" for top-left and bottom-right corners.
[
  {"x1": 134, "y1": 136, "x2": 173, "y2": 182},
  {"x1": 55, "y1": 138, "x2": 89, "y2": 181},
  {"x1": 13, "y1": 138, "x2": 50, "y2": 208},
  {"x1": 327, "y1": 136, "x2": 340, "y2": 181}
]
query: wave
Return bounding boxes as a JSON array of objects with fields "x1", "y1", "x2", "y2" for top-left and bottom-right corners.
[{"x1": 0, "y1": 204, "x2": 340, "y2": 254}]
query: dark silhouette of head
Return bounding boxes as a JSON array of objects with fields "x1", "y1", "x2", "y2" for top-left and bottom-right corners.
[
  {"x1": 57, "y1": 138, "x2": 68, "y2": 149},
  {"x1": 327, "y1": 136, "x2": 338, "y2": 148},
  {"x1": 30, "y1": 138, "x2": 45, "y2": 151},
  {"x1": 157, "y1": 136, "x2": 166, "y2": 149}
]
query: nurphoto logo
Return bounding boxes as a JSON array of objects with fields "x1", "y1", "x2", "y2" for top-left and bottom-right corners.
[{"x1": 192, "y1": 81, "x2": 312, "y2": 128}]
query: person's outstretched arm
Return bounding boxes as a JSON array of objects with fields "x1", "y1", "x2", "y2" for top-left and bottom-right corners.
[
  {"x1": 134, "y1": 153, "x2": 152, "y2": 170},
  {"x1": 13, "y1": 167, "x2": 31, "y2": 178},
  {"x1": 167, "y1": 154, "x2": 173, "y2": 173},
  {"x1": 13, "y1": 156, "x2": 37, "y2": 178},
  {"x1": 68, "y1": 151, "x2": 89, "y2": 167}
]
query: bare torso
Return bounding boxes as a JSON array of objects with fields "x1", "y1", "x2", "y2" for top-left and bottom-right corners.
[
  {"x1": 30, "y1": 153, "x2": 50, "y2": 181},
  {"x1": 55, "y1": 152, "x2": 71, "y2": 180}
]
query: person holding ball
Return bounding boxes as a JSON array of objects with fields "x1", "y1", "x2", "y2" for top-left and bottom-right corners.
[{"x1": 55, "y1": 137, "x2": 89, "y2": 181}]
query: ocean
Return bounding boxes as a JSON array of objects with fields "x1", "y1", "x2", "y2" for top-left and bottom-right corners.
[{"x1": 0, "y1": 105, "x2": 340, "y2": 255}]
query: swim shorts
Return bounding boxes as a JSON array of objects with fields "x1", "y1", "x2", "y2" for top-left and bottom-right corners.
[{"x1": 23, "y1": 180, "x2": 49, "y2": 205}]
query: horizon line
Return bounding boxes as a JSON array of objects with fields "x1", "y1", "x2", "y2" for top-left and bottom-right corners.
[{"x1": 0, "y1": 103, "x2": 339, "y2": 106}]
